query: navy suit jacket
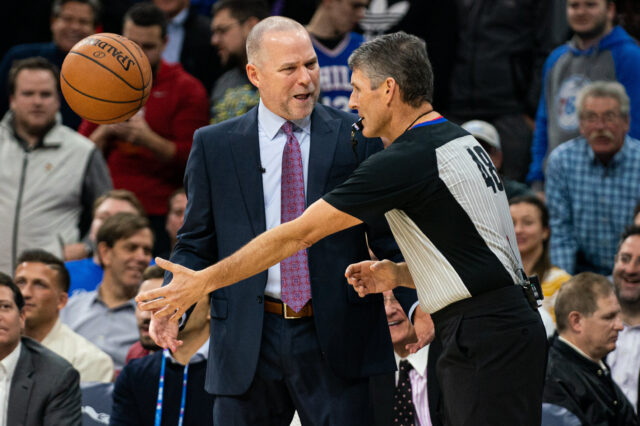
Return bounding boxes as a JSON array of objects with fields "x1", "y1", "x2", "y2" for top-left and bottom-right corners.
[{"x1": 170, "y1": 104, "x2": 399, "y2": 395}]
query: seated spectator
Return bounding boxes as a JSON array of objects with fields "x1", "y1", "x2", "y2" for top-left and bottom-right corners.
[
  {"x1": 79, "y1": 2, "x2": 209, "y2": 257},
  {"x1": 0, "y1": 272, "x2": 82, "y2": 425},
  {"x1": 125, "y1": 265, "x2": 163, "y2": 364},
  {"x1": 66, "y1": 189, "x2": 146, "y2": 295},
  {"x1": 0, "y1": 0, "x2": 100, "y2": 129},
  {"x1": 608, "y1": 226, "x2": 640, "y2": 411},
  {"x1": 306, "y1": 0, "x2": 368, "y2": 112},
  {"x1": 0, "y1": 56, "x2": 112, "y2": 275},
  {"x1": 543, "y1": 272, "x2": 639, "y2": 425},
  {"x1": 14, "y1": 249, "x2": 114, "y2": 383},
  {"x1": 546, "y1": 81, "x2": 640, "y2": 275},
  {"x1": 509, "y1": 195, "x2": 570, "y2": 322},
  {"x1": 111, "y1": 293, "x2": 213, "y2": 426},
  {"x1": 527, "y1": 0, "x2": 640, "y2": 190},
  {"x1": 61, "y1": 213, "x2": 153, "y2": 370},
  {"x1": 209, "y1": 0, "x2": 266, "y2": 123},
  {"x1": 369, "y1": 290, "x2": 441, "y2": 426},
  {"x1": 163, "y1": 188, "x2": 187, "y2": 258},
  {"x1": 461, "y1": 120, "x2": 535, "y2": 200},
  {"x1": 154, "y1": 0, "x2": 220, "y2": 92}
]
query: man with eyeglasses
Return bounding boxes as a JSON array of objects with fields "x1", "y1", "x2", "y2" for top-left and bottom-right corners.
[
  {"x1": 546, "y1": 80, "x2": 640, "y2": 276},
  {"x1": 209, "y1": 0, "x2": 268, "y2": 123}
]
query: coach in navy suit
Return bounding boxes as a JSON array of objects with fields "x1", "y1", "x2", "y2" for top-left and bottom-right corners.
[{"x1": 152, "y1": 17, "x2": 399, "y2": 425}]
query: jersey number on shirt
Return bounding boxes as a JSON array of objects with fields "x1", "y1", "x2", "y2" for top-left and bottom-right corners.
[{"x1": 466, "y1": 146, "x2": 504, "y2": 193}]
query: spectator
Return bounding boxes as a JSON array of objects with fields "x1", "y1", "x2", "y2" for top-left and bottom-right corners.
[
  {"x1": 125, "y1": 265, "x2": 163, "y2": 364},
  {"x1": 0, "y1": 272, "x2": 82, "y2": 426},
  {"x1": 0, "y1": 57, "x2": 112, "y2": 275},
  {"x1": 14, "y1": 249, "x2": 114, "y2": 383},
  {"x1": 608, "y1": 226, "x2": 640, "y2": 411},
  {"x1": 164, "y1": 188, "x2": 187, "y2": 256},
  {"x1": 369, "y1": 290, "x2": 441, "y2": 426},
  {"x1": 111, "y1": 293, "x2": 212, "y2": 426},
  {"x1": 543, "y1": 272, "x2": 639, "y2": 425},
  {"x1": 209, "y1": 0, "x2": 267, "y2": 124},
  {"x1": 0, "y1": 0, "x2": 100, "y2": 129},
  {"x1": 154, "y1": 0, "x2": 221, "y2": 92},
  {"x1": 61, "y1": 213, "x2": 153, "y2": 370},
  {"x1": 546, "y1": 81, "x2": 640, "y2": 275},
  {"x1": 444, "y1": 0, "x2": 557, "y2": 183},
  {"x1": 65, "y1": 189, "x2": 145, "y2": 296},
  {"x1": 306, "y1": 0, "x2": 368, "y2": 112},
  {"x1": 509, "y1": 195, "x2": 571, "y2": 322},
  {"x1": 461, "y1": 120, "x2": 535, "y2": 200},
  {"x1": 79, "y1": 2, "x2": 209, "y2": 257},
  {"x1": 528, "y1": 0, "x2": 640, "y2": 189}
]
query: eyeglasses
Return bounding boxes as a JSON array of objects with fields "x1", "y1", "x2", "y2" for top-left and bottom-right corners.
[
  {"x1": 211, "y1": 20, "x2": 244, "y2": 36},
  {"x1": 580, "y1": 111, "x2": 623, "y2": 125}
]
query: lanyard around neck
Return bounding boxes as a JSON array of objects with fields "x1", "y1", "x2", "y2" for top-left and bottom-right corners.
[{"x1": 155, "y1": 349, "x2": 189, "y2": 426}]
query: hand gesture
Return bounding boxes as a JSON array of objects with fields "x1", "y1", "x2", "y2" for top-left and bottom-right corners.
[
  {"x1": 406, "y1": 308, "x2": 434, "y2": 354},
  {"x1": 135, "y1": 257, "x2": 209, "y2": 323},
  {"x1": 345, "y1": 259, "x2": 402, "y2": 297},
  {"x1": 149, "y1": 314, "x2": 182, "y2": 352}
]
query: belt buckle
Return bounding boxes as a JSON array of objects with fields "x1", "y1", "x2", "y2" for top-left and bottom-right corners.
[{"x1": 283, "y1": 302, "x2": 296, "y2": 319}]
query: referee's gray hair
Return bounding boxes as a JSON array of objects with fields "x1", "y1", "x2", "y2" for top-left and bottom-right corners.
[
  {"x1": 348, "y1": 32, "x2": 434, "y2": 107},
  {"x1": 246, "y1": 16, "x2": 306, "y2": 65},
  {"x1": 576, "y1": 80, "x2": 630, "y2": 117}
]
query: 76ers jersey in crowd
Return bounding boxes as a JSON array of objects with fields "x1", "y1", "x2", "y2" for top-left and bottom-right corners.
[{"x1": 311, "y1": 32, "x2": 364, "y2": 112}]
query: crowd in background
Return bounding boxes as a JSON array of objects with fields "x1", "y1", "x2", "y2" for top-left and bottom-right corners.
[{"x1": 0, "y1": 0, "x2": 639, "y2": 425}]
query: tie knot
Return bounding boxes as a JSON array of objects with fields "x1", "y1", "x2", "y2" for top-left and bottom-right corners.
[
  {"x1": 399, "y1": 359, "x2": 413, "y2": 372},
  {"x1": 282, "y1": 121, "x2": 295, "y2": 136}
]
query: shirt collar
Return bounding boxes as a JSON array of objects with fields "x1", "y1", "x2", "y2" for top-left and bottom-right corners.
[
  {"x1": 394, "y1": 344, "x2": 429, "y2": 377},
  {"x1": 93, "y1": 287, "x2": 137, "y2": 310},
  {"x1": 167, "y1": 339, "x2": 209, "y2": 365},
  {"x1": 41, "y1": 317, "x2": 63, "y2": 345},
  {"x1": 169, "y1": 7, "x2": 189, "y2": 26},
  {"x1": 558, "y1": 335, "x2": 608, "y2": 371},
  {"x1": 258, "y1": 99, "x2": 311, "y2": 141},
  {"x1": 585, "y1": 135, "x2": 629, "y2": 168},
  {"x1": 0, "y1": 340, "x2": 21, "y2": 378}
]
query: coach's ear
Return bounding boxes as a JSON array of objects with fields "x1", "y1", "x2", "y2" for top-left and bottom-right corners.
[{"x1": 247, "y1": 63, "x2": 260, "y2": 88}]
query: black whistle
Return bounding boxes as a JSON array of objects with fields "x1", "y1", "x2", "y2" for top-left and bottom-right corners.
[{"x1": 351, "y1": 118, "x2": 364, "y2": 163}]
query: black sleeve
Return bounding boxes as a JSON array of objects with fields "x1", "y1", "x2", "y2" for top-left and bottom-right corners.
[
  {"x1": 393, "y1": 287, "x2": 418, "y2": 319},
  {"x1": 323, "y1": 146, "x2": 423, "y2": 224},
  {"x1": 110, "y1": 365, "x2": 141, "y2": 426}
]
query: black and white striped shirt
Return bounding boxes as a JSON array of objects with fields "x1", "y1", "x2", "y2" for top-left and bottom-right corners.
[{"x1": 324, "y1": 118, "x2": 523, "y2": 313}]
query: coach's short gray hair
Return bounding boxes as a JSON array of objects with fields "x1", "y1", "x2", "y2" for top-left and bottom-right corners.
[
  {"x1": 246, "y1": 16, "x2": 306, "y2": 65},
  {"x1": 577, "y1": 80, "x2": 630, "y2": 117}
]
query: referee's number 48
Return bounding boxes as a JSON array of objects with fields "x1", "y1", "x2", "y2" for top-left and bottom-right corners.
[{"x1": 466, "y1": 146, "x2": 504, "y2": 193}]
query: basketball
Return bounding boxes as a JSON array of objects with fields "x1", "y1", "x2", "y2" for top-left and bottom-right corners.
[{"x1": 60, "y1": 33, "x2": 152, "y2": 124}]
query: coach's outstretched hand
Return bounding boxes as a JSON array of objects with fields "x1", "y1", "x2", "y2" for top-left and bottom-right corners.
[
  {"x1": 149, "y1": 314, "x2": 182, "y2": 352},
  {"x1": 136, "y1": 257, "x2": 209, "y2": 326},
  {"x1": 345, "y1": 260, "x2": 415, "y2": 296}
]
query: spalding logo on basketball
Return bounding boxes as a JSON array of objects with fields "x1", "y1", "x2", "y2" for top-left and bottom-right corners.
[{"x1": 61, "y1": 33, "x2": 152, "y2": 124}]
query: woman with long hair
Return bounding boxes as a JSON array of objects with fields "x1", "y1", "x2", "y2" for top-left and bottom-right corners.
[{"x1": 509, "y1": 195, "x2": 570, "y2": 321}]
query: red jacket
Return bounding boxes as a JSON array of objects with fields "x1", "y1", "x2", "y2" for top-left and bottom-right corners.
[{"x1": 79, "y1": 61, "x2": 209, "y2": 215}]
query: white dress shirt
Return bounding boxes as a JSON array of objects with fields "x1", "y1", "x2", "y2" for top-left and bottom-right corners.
[
  {"x1": 395, "y1": 345, "x2": 432, "y2": 426},
  {"x1": 608, "y1": 322, "x2": 640, "y2": 411},
  {"x1": 257, "y1": 100, "x2": 312, "y2": 300},
  {"x1": 0, "y1": 341, "x2": 21, "y2": 426}
]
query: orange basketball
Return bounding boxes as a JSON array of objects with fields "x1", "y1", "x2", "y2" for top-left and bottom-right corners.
[{"x1": 61, "y1": 33, "x2": 152, "y2": 124}]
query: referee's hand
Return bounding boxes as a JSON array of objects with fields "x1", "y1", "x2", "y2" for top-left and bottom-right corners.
[{"x1": 345, "y1": 259, "x2": 401, "y2": 296}]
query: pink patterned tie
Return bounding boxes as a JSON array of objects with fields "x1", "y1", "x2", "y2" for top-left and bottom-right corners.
[{"x1": 280, "y1": 121, "x2": 311, "y2": 312}]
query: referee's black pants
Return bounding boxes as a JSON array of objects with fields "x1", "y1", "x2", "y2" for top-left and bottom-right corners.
[{"x1": 432, "y1": 285, "x2": 548, "y2": 426}]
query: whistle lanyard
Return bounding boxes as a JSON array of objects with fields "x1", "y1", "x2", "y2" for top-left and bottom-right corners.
[{"x1": 155, "y1": 349, "x2": 189, "y2": 426}]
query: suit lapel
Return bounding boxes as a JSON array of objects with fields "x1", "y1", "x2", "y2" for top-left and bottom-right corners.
[
  {"x1": 229, "y1": 108, "x2": 266, "y2": 236},
  {"x1": 7, "y1": 342, "x2": 34, "y2": 426},
  {"x1": 307, "y1": 105, "x2": 341, "y2": 205}
]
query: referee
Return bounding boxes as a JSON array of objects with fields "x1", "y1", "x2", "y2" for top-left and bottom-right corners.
[{"x1": 138, "y1": 32, "x2": 547, "y2": 426}]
